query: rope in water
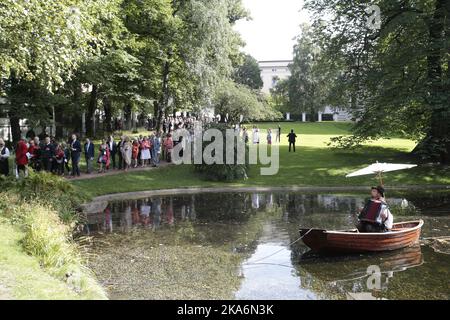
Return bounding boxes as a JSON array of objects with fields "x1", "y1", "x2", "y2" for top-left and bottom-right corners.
[{"x1": 244, "y1": 228, "x2": 313, "y2": 265}]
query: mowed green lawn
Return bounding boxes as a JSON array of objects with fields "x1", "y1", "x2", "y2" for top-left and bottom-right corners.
[{"x1": 72, "y1": 122, "x2": 449, "y2": 197}]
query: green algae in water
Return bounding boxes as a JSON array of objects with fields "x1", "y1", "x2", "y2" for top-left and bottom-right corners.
[{"x1": 84, "y1": 191, "x2": 450, "y2": 300}]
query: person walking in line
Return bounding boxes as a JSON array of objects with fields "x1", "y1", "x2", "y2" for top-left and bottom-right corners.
[
  {"x1": 0, "y1": 139, "x2": 10, "y2": 176},
  {"x1": 151, "y1": 133, "x2": 161, "y2": 167},
  {"x1": 242, "y1": 127, "x2": 249, "y2": 144},
  {"x1": 140, "y1": 136, "x2": 151, "y2": 167},
  {"x1": 122, "y1": 137, "x2": 132, "y2": 171},
  {"x1": 84, "y1": 138, "x2": 95, "y2": 174},
  {"x1": 117, "y1": 136, "x2": 125, "y2": 170},
  {"x1": 41, "y1": 136, "x2": 55, "y2": 172},
  {"x1": 277, "y1": 125, "x2": 281, "y2": 143},
  {"x1": 164, "y1": 134, "x2": 174, "y2": 163},
  {"x1": 54, "y1": 143, "x2": 65, "y2": 176},
  {"x1": 97, "y1": 139, "x2": 110, "y2": 173},
  {"x1": 267, "y1": 129, "x2": 272, "y2": 145},
  {"x1": 287, "y1": 129, "x2": 297, "y2": 153},
  {"x1": 132, "y1": 139, "x2": 140, "y2": 168},
  {"x1": 107, "y1": 136, "x2": 117, "y2": 169},
  {"x1": 70, "y1": 134, "x2": 82, "y2": 177},
  {"x1": 15, "y1": 139, "x2": 29, "y2": 178},
  {"x1": 62, "y1": 142, "x2": 71, "y2": 175},
  {"x1": 252, "y1": 126, "x2": 260, "y2": 144}
]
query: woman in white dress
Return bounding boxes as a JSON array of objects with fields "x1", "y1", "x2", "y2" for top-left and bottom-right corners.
[
  {"x1": 140, "y1": 137, "x2": 151, "y2": 167},
  {"x1": 122, "y1": 137, "x2": 132, "y2": 171},
  {"x1": 252, "y1": 126, "x2": 260, "y2": 144}
]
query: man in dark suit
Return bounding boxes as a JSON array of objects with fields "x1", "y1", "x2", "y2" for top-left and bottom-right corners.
[
  {"x1": 70, "y1": 134, "x2": 82, "y2": 177},
  {"x1": 84, "y1": 138, "x2": 95, "y2": 174},
  {"x1": 40, "y1": 136, "x2": 55, "y2": 171},
  {"x1": 287, "y1": 129, "x2": 297, "y2": 153},
  {"x1": 117, "y1": 136, "x2": 124, "y2": 170},
  {"x1": 107, "y1": 136, "x2": 117, "y2": 169}
]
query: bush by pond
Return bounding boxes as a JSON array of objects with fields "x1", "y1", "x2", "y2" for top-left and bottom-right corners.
[
  {"x1": 194, "y1": 123, "x2": 250, "y2": 182},
  {"x1": 0, "y1": 172, "x2": 106, "y2": 299}
]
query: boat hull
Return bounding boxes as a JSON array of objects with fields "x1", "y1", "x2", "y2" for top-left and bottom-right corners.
[{"x1": 299, "y1": 220, "x2": 423, "y2": 253}]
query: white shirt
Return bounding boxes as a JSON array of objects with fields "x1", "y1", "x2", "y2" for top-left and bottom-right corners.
[
  {"x1": 252, "y1": 129, "x2": 259, "y2": 143},
  {"x1": 0, "y1": 147, "x2": 10, "y2": 159},
  {"x1": 379, "y1": 202, "x2": 394, "y2": 230},
  {"x1": 383, "y1": 209, "x2": 394, "y2": 230}
]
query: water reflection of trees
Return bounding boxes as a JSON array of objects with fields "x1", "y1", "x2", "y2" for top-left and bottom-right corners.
[
  {"x1": 84, "y1": 191, "x2": 449, "y2": 299},
  {"x1": 84, "y1": 193, "x2": 375, "y2": 236}
]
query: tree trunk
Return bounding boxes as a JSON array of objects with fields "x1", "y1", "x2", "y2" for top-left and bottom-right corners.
[
  {"x1": 55, "y1": 106, "x2": 64, "y2": 139},
  {"x1": 418, "y1": 0, "x2": 450, "y2": 163},
  {"x1": 103, "y1": 96, "x2": 113, "y2": 133},
  {"x1": 124, "y1": 103, "x2": 132, "y2": 130},
  {"x1": 156, "y1": 59, "x2": 171, "y2": 132},
  {"x1": 9, "y1": 115, "x2": 21, "y2": 143},
  {"x1": 86, "y1": 84, "x2": 98, "y2": 137}
]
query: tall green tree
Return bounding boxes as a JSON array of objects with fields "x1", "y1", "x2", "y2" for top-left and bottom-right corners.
[
  {"x1": 0, "y1": 0, "x2": 125, "y2": 141},
  {"x1": 213, "y1": 80, "x2": 280, "y2": 124},
  {"x1": 233, "y1": 54, "x2": 263, "y2": 90},
  {"x1": 272, "y1": 25, "x2": 336, "y2": 119},
  {"x1": 126, "y1": 0, "x2": 249, "y2": 131},
  {"x1": 305, "y1": 0, "x2": 450, "y2": 163}
]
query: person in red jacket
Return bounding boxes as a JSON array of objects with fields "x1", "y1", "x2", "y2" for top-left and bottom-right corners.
[
  {"x1": 15, "y1": 139, "x2": 29, "y2": 178},
  {"x1": 28, "y1": 139, "x2": 39, "y2": 171}
]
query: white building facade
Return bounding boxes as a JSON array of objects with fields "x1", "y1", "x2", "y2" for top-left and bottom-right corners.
[
  {"x1": 258, "y1": 60, "x2": 352, "y2": 122},
  {"x1": 259, "y1": 60, "x2": 292, "y2": 95}
]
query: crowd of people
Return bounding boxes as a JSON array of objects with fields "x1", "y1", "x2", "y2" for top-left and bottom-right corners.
[
  {"x1": 241, "y1": 125, "x2": 282, "y2": 145},
  {"x1": 0, "y1": 116, "x2": 202, "y2": 178},
  {"x1": 0, "y1": 133, "x2": 170, "y2": 178},
  {"x1": 0, "y1": 115, "x2": 296, "y2": 179}
]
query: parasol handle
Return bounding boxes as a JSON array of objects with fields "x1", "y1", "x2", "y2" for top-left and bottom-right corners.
[{"x1": 378, "y1": 171, "x2": 384, "y2": 186}]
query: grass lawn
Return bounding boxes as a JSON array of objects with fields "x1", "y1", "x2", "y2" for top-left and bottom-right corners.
[
  {"x1": 71, "y1": 122, "x2": 450, "y2": 198},
  {"x1": 0, "y1": 219, "x2": 87, "y2": 299}
]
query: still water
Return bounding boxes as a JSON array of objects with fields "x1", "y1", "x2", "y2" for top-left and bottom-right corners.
[{"x1": 83, "y1": 191, "x2": 450, "y2": 300}]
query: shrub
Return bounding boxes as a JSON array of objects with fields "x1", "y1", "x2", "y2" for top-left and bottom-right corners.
[
  {"x1": 0, "y1": 193, "x2": 107, "y2": 299},
  {"x1": 194, "y1": 123, "x2": 249, "y2": 181},
  {"x1": 3, "y1": 170, "x2": 88, "y2": 224}
]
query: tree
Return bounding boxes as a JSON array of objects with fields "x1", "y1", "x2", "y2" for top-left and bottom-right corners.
[
  {"x1": 0, "y1": 0, "x2": 117, "y2": 89},
  {"x1": 270, "y1": 78, "x2": 290, "y2": 114},
  {"x1": 233, "y1": 54, "x2": 263, "y2": 90},
  {"x1": 272, "y1": 24, "x2": 335, "y2": 119},
  {"x1": 213, "y1": 81, "x2": 280, "y2": 124},
  {"x1": 0, "y1": 0, "x2": 125, "y2": 141},
  {"x1": 305, "y1": 0, "x2": 450, "y2": 163},
  {"x1": 140, "y1": 0, "x2": 250, "y2": 131}
]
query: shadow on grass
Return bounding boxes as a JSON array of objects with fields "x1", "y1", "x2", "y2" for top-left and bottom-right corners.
[{"x1": 72, "y1": 143, "x2": 450, "y2": 198}]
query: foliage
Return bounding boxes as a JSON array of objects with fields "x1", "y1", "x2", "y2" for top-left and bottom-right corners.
[
  {"x1": 233, "y1": 54, "x2": 264, "y2": 90},
  {"x1": 1, "y1": 170, "x2": 87, "y2": 224},
  {"x1": 0, "y1": 0, "x2": 120, "y2": 89},
  {"x1": 304, "y1": 0, "x2": 450, "y2": 163},
  {"x1": 194, "y1": 123, "x2": 250, "y2": 181},
  {"x1": 270, "y1": 24, "x2": 339, "y2": 118},
  {"x1": 213, "y1": 80, "x2": 281, "y2": 124},
  {"x1": 0, "y1": 0, "x2": 251, "y2": 139},
  {"x1": 0, "y1": 193, "x2": 107, "y2": 299}
]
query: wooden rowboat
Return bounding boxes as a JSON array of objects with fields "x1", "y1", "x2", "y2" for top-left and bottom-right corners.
[{"x1": 299, "y1": 220, "x2": 423, "y2": 253}]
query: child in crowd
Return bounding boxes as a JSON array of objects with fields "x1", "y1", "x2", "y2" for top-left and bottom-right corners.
[
  {"x1": 97, "y1": 140, "x2": 110, "y2": 173},
  {"x1": 132, "y1": 139, "x2": 140, "y2": 168},
  {"x1": 55, "y1": 143, "x2": 66, "y2": 176},
  {"x1": 164, "y1": 134, "x2": 174, "y2": 163}
]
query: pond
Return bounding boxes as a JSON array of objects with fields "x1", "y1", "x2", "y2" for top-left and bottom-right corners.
[{"x1": 82, "y1": 190, "x2": 450, "y2": 300}]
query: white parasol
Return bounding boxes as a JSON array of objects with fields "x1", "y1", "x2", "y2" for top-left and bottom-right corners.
[{"x1": 346, "y1": 161, "x2": 417, "y2": 185}]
